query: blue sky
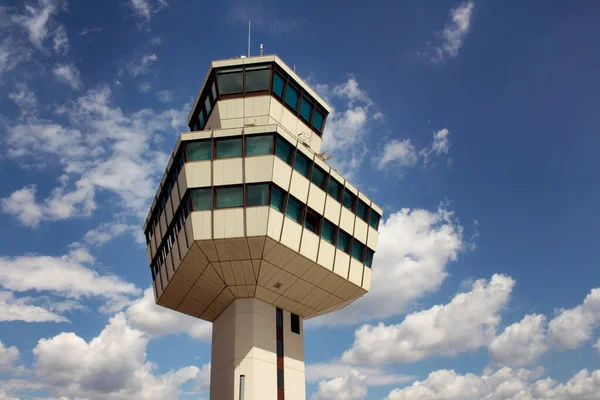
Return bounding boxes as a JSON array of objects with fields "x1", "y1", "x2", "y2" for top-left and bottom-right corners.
[{"x1": 1, "y1": 0, "x2": 600, "y2": 399}]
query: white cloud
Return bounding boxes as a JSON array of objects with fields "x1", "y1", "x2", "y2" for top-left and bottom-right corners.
[
  {"x1": 127, "y1": 54, "x2": 157, "y2": 76},
  {"x1": 33, "y1": 312, "x2": 204, "y2": 399},
  {"x1": 420, "y1": 128, "x2": 450, "y2": 163},
  {"x1": 139, "y1": 81, "x2": 152, "y2": 92},
  {"x1": 8, "y1": 83, "x2": 37, "y2": 118},
  {"x1": 0, "y1": 246, "x2": 140, "y2": 303},
  {"x1": 12, "y1": 0, "x2": 62, "y2": 49},
  {"x1": 595, "y1": 338, "x2": 600, "y2": 354},
  {"x1": 3, "y1": 86, "x2": 188, "y2": 226},
  {"x1": 52, "y1": 24, "x2": 68, "y2": 55},
  {"x1": 489, "y1": 314, "x2": 548, "y2": 367},
  {"x1": 78, "y1": 27, "x2": 102, "y2": 36},
  {"x1": 0, "y1": 37, "x2": 33, "y2": 79},
  {"x1": 386, "y1": 367, "x2": 600, "y2": 400},
  {"x1": 84, "y1": 223, "x2": 136, "y2": 246},
  {"x1": 125, "y1": 288, "x2": 212, "y2": 340},
  {"x1": 376, "y1": 138, "x2": 418, "y2": 170},
  {"x1": 311, "y1": 369, "x2": 368, "y2": 400},
  {"x1": 435, "y1": 1, "x2": 475, "y2": 60},
  {"x1": 0, "y1": 340, "x2": 20, "y2": 373},
  {"x1": 150, "y1": 36, "x2": 162, "y2": 46},
  {"x1": 0, "y1": 291, "x2": 69, "y2": 323},
  {"x1": 53, "y1": 63, "x2": 83, "y2": 89},
  {"x1": 309, "y1": 205, "x2": 464, "y2": 328},
  {"x1": 156, "y1": 89, "x2": 173, "y2": 102},
  {"x1": 307, "y1": 362, "x2": 412, "y2": 387},
  {"x1": 129, "y1": 0, "x2": 168, "y2": 21},
  {"x1": 342, "y1": 274, "x2": 515, "y2": 365},
  {"x1": 548, "y1": 288, "x2": 600, "y2": 351}
]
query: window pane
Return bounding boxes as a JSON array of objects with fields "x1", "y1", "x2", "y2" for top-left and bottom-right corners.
[
  {"x1": 275, "y1": 137, "x2": 294, "y2": 164},
  {"x1": 210, "y1": 82, "x2": 217, "y2": 103},
  {"x1": 245, "y1": 66, "x2": 271, "y2": 92},
  {"x1": 311, "y1": 165, "x2": 326, "y2": 189},
  {"x1": 304, "y1": 210, "x2": 319, "y2": 234},
  {"x1": 343, "y1": 189, "x2": 355, "y2": 210},
  {"x1": 327, "y1": 178, "x2": 342, "y2": 200},
  {"x1": 285, "y1": 196, "x2": 302, "y2": 223},
  {"x1": 187, "y1": 141, "x2": 212, "y2": 161},
  {"x1": 277, "y1": 370, "x2": 284, "y2": 388},
  {"x1": 357, "y1": 200, "x2": 368, "y2": 221},
  {"x1": 216, "y1": 138, "x2": 242, "y2": 158},
  {"x1": 337, "y1": 230, "x2": 350, "y2": 253},
  {"x1": 299, "y1": 96, "x2": 312, "y2": 122},
  {"x1": 276, "y1": 309, "x2": 283, "y2": 327},
  {"x1": 277, "y1": 339, "x2": 283, "y2": 356},
  {"x1": 294, "y1": 152, "x2": 310, "y2": 178},
  {"x1": 273, "y1": 72, "x2": 285, "y2": 97},
  {"x1": 215, "y1": 186, "x2": 243, "y2": 208},
  {"x1": 199, "y1": 111, "x2": 206, "y2": 129},
  {"x1": 285, "y1": 84, "x2": 299, "y2": 110},
  {"x1": 369, "y1": 211, "x2": 381, "y2": 230},
  {"x1": 247, "y1": 184, "x2": 268, "y2": 207},
  {"x1": 246, "y1": 135, "x2": 273, "y2": 156},
  {"x1": 217, "y1": 69, "x2": 243, "y2": 94},
  {"x1": 291, "y1": 314, "x2": 300, "y2": 334},
  {"x1": 352, "y1": 240, "x2": 365, "y2": 261},
  {"x1": 270, "y1": 186, "x2": 285, "y2": 212},
  {"x1": 192, "y1": 189, "x2": 212, "y2": 211},
  {"x1": 365, "y1": 249, "x2": 374, "y2": 268},
  {"x1": 313, "y1": 109, "x2": 324, "y2": 131},
  {"x1": 204, "y1": 96, "x2": 212, "y2": 117}
]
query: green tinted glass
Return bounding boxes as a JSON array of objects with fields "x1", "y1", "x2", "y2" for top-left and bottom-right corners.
[
  {"x1": 192, "y1": 189, "x2": 212, "y2": 210},
  {"x1": 247, "y1": 184, "x2": 269, "y2": 207},
  {"x1": 215, "y1": 186, "x2": 243, "y2": 208},
  {"x1": 216, "y1": 138, "x2": 242, "y2": 158},
  {"x1": 246, "y1": 135, "x2": 273, "y2": 156},
  {"x1": 187, "y1": 141, "x2": 212, "y2": 161}
]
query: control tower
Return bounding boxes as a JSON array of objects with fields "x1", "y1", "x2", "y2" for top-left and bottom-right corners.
[{"x1": 143, "y1": 55, "x2": 382, "y2": 400}]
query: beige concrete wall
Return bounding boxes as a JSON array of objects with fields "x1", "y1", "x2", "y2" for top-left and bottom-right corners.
[{"x1": 211, "y1": 298, "x2": 306, "y2": 400}]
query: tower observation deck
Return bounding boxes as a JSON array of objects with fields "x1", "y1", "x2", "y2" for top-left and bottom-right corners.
[{"x1": 143, "y1": 55, "x2": 382, "y2": 400}]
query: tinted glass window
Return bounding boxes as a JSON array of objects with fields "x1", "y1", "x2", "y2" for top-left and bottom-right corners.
[
  {"x1": 369, "y1": 211, "x2": 381, "y2": 230},
  {"x1": 291, "y1": 313, "x2": 300, "y2": 334},
  {"x1": 204, "y1": 96, "x2": 211, "y2": 117},
  {"x1": 270, "y1": 186, "x2": 285, "y2": 212},
  {"x1": 313, "y1": 109, "x2": 324, "y2": 131},
  {"x1": 285, "y1": 196, "x2": 303, "y2": 223},
  {"x1": 304, "y1": 209, "x2": 320, "y2": 234},
  {"x1": 216, "y1": 138, "x2": 242, "y2": 158},
  {"x1": 277, "y1": 339, "x2": 283, "y2": 356},
  {"x1": 275, "y1": 137, "x2": 294, "y2": 164},
  {"x1": 277, "y1": 369, "x2": 284, "y2": 388},
  {"x1": 357, "y1": 200, "x2": 368, "y2": 221},
  {"x1": 215, "y1": 186, "x2": 243, "y2": 208},
  {"x1": 337, "y1": 230, "x2": 350, "y2": 253},
  {"x1": 343, "y1": 189, "x2": 355, "y2": 210},
  {"x1": 299, "y1": 96, "x2": 312, "y2": 122},
  {"x1": 199, "y1": 111, "x2": 206, "y2": 129},
  {"x1": 327, "y1": 178, "x2": 342, "y2": 201},
  {"x1": 276, "y1": 309, "x2": 283, "y2": 327},
  {"x1": 245, "y1": 66, "x2": 271, "y2": 92},
  {"x1": 365, "y1": 249, "x2": 374, "y2": 268},
  {"x1": 192, "y1": 189, "x2": 212, "y2": 211},
  {"x1": 210, "y1": 82, "x2": 217, "y2": 103},
  {"x1": 285, "y1": 84, "x2": 299, "y2": 109},
  {"x1": 311, "y1": 165, "x2": 326, "y2": 189},
  {"x1": 187, "y1": 141, "x2": 212, "y2": 161},
  {"x1": 217, "y1": 69, "x2": 243, "y2": 94},
  {"x1": 273, "y1": 72, "x2": 285, "y2": 97},
  {"x1": 351, "y1": 240, "x2": 365, "y2": 261},
  {"x1": 246, "y1": 135, "x2": 273, "y2": 156},
  {"x1": 247, "y1": 184, "x2": 269, "y2": 207},
  {"x1": 294, "y1": 152, "x2": 310, "y2": 178}
]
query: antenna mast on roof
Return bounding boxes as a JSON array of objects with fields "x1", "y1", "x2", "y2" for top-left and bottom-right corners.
[
  {"x1": 260, "y1": 43, "x2": 263, "y2": 56},
  {"x1": 248, "y1": 21, "x2": 251, "y2": 57}
]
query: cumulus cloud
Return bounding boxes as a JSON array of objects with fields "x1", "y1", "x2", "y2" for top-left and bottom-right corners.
[
  {"x1": 310, "y1": 205, "x2": 465, "y2": 328},
  {"x1": 32, "y1": 312, "x2": 205, "y2": 399},
  {"x1": 311, "y1": 369, "x2": 368, "y2": 400},
  {"x1": 489, "y1": 314, "x2": 548, "y2": 367},
  {"x1": 8, "y1": 83, "x2": 37, "y2": 118},
  {"x1": 0, "y1": 291, "x2": 69, "y2": 323},
  {"x1": 420, "y1": 128, "x2": 450, "y2": 163},
  {"x1": 52, "y1": 24, "x2": 68, "y2": 55},
  {"x1": 307, "y1": 362, "x2": 412, "y2": 387},
  {"x1": 548, "y1": 288, "x2": 600, "y2": 351},
  {"x1": 129, "y1": 0, "x2": 168, "y2": 21},
  {"x1": 0, "y1": 340, "x2": 20, "y2": 373},
  {"x1": 342, "y1": 274, "x2": 515, "y2": 365},
  {"x1": 53, "y1": 63, "x2": 83, "y2": 89},
  {"x1": 0, "y1": 37, "x2": 33, "y2": 79},
  {"x1": 156, "y1": 89, "x2": 173, "y2": 102},
  {"x1": 12, "y1": 0, "x2": 63, "y2": 49},
  {"x1": 2, "y1": 86, "x2": 188, "y2": 226},
  {"x1": 84, "y1": 223, "x2": 137, "y2": 247},
  {"x1": 125, "y1": 288, "x2": 212, "y2": 340},
  {"x1": 386, "y1": 367, "x2": 600, "y2": 400},
  {"x1": 127, "y1": 54, "x2": 158, "y2": 76},
  {"x1": 435, "y1": 1, "x2": 475, "y2": 61},
  {"x1": 377, "y1": 129, "x2": 451, "y2": 170}
]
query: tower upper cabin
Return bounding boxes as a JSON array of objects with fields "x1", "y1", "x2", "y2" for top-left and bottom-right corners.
[{"x1": 186, "y1": 55, "x2": 330, "y2": 154}]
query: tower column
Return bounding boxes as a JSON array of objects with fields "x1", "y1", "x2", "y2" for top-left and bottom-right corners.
[{"x1": 210, "y1": 298, "x2": 305, "y2": 400}]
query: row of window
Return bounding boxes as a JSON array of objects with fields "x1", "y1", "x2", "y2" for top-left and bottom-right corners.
[
  {"x1": 276, "y1": 308, "x2": 284, "y2": 395},
  {"x1": 145, "y1": 132, "x2": 381, "y2": 244},
  {"x1": 188, "y1": 62, "x2": 328, "y2": 137},
  {"x1": 187, "y1": 183, "x2": 375, "y2": 267}
]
